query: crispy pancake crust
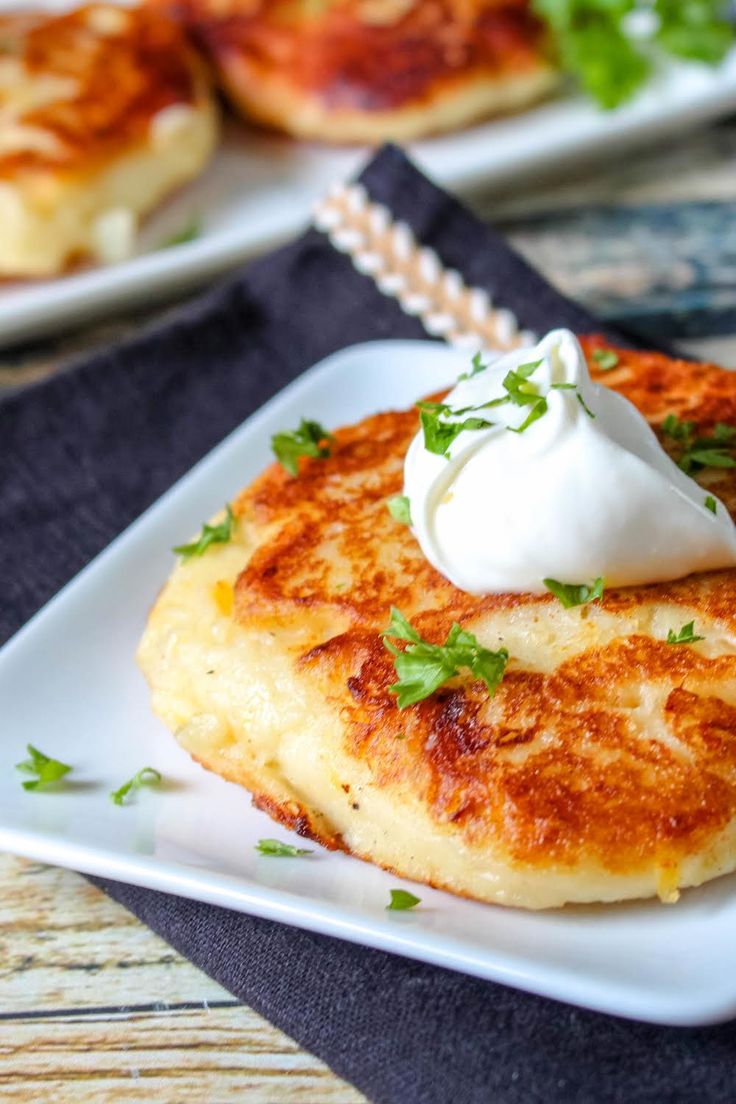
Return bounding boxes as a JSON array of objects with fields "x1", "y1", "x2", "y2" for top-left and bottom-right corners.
[
  {"x1": 138, "y1": 339, "x2": 736, "y2": 908},
  {"x1": 162, "y1": 0, "x2": 558, "y2": 142},
  {"x1": 0, "y1": 4, "x2": 217, "y2": 275}
]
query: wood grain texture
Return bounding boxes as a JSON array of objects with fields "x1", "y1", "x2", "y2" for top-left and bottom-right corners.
[{"x1": 0, "y1": 854, "x2": 366, "y2": 1103}]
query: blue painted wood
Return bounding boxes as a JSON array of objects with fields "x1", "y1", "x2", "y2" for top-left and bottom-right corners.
[{"x1": 502, "y1": 201, "x2": 736, "y2": 342}]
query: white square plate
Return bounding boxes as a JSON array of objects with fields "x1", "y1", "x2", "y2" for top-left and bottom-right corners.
[
  {"x1": 3, "y1": 339, "x2": 736, "y2": 1027},
  {"x1": 3, "y1": 0, "x2": 736, "y2": 345}
]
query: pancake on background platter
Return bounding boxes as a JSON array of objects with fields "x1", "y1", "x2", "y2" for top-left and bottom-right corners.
[
  {"x1": 138, "y1": 335, "x2": 736, "y2": 910},
  {"x1": 158, "y1": 0, "x2": 558, "y2": 142},
  {"x1": 0, "y1": 3, "x2": 217, "y2": 277}
]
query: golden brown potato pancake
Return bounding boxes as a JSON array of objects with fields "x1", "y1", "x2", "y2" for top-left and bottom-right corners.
[
  {"x1": 160, "y1": 0, "x2": 558, "y2": 142},
  {"x1": 0, "y1": 4, "x2": 218, "y2": 277},
  {"x1": 138, "y1": 339, "x2": 736, "y2": 909}
]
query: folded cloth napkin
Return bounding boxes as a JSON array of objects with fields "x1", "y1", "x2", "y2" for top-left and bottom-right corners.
[{"x1": 3, "y1": 145, "x2": 735, "y2": 1104}]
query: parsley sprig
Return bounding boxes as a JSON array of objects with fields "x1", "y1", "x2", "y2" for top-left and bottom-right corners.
[
  {"x1": 110, "y1": 767, "x2": 162, "y2": 806},
  {"x1": 666, "y1": 621, "x2": 705, "y2": 646},
  {"x1": 272, "y1": 419, "x2": 335, "y2": 476},
  {"x1": 16, "y1": 745, "x2": 72, "y2": 791},
  {"x1": 174, "y1": 505, "x2": 235, "y2": 561},
  {"x1": 533, "y1": 1, "x2": 734, "y2": 111},
  {"x1": 544, "y1": 577, "x2": 605, "y2": 609},
  {"x1": 382, "y1": 608, "x2": 509, "y2": 709},
  {"x1": 661, "y1": 415, "x2": 736, "y2": 474},
  {"x1": 256, "y1": 838, "x2": 313, "y2": 857}
]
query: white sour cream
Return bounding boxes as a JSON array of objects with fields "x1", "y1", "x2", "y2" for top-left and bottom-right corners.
[{"x1": 404, "y1": 329, "x2": 736, "y2": 595}]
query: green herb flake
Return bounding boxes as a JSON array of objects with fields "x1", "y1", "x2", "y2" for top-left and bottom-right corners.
[
  {"x1": 705, "y1": 496, "x2": 717, "y2": 514},
  {"x1": 418, "y1": 403, "x2": 496, "y2": 458},
  {"x1": 661, "y1": 415, "x2": 736, "y2": 474},
  {"x1": 255, "y1": 838, "x2": 313, "y2": 857},
  {"x1": 577, "y1": 392, "x2": 596, "y2": 419},
  {"x1": 543, "y1": 577, "x2": 605, "y2": 609},
  {"x1": 110, "y1": 767, "x2": 162, "y2": 807},
  {"x1": 458, "y1": 352, "x2": 489, "y2": 381},
  {"x1": 16, "y1": 745, "x2": 72, "y2": 792},
  {"x1": 173, "y1": 505, "x2": 235, "y2": 561},
  {"x1": 592, "y1": 348, "x2": 619, "y2": 371},
  {"x1": 386, "y1": 888, "x2": 421, "y2": 911},
  {"x1": 666, "y1": 621, "x2": 705, "y2": 646},
  {"x1": 271, "y1": 419, "x2": 335, "y2": 476},
  {"x1": 161, "y1": 217, "x2": 201, "y2": 249},
  {"x1": 382, "y1": 607, "x2": 509, "y2": 709},
  {"x1": 387, "y1": 494, "x2": 412, "y2": 526}
]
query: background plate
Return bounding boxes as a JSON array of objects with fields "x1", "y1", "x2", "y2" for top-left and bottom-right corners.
[
  {"x1": 2, "y1": 339, "x2": 736, "y2": 1027},
  {"x1": 3, "y1": 0, "x2": 736, "y2": 345}
]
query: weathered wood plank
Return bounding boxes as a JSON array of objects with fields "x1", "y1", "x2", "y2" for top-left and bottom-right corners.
[
  {"x1": 0, "y1": 1006, "x2": 366, "y2": 1102},
  {"x1": 0, "y1": 855, "x2": 366, "y2": 1103}
]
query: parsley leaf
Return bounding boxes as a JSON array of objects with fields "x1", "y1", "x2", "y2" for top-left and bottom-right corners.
[
  {"x1": 502, "y1": 360, "x2": 549, "y2": 433},
  {"x1": 544, "y1": 577, "x2": 605, "y2": 609},
  {"x1": 110, "y1": 767, "x2": 162, "y2": 806},
  {"x1": 417, "y1": 402, "x2": 496, "y2": 458},
  {"x1": 666, "y1": 621, "x2": 705, "y2": 646},
  {"x1": 161, "y1": 217, "x2": 200, "y2": 248},
  {"x1": 661, "y1": 415, "x2": 736, "y2": 473},
  {"x1": 655, "y1": 0, "x2": 733, "y2": 64},
  {"x1": 173, "y1": 505, "x2": 235, "y2": 561},
  {"x1": 387, "y1": 494, "x2": 412, "y2": 525},
  {"x1": 16, "y1": 745, "x2": 72, "y2": 791},
  {"x1": 271, "y1": 419, "x2": 334, "y2": 476},
  {"x1": 592, "y1": 348, "x2": 619, "y2": 371},
  {"x1": 705, "y1": 496, "x2": 717, "y2": 514},
  {"x1": 255, "y1": 838, "x2": 313, "y2": 857},
  {"x1": 533, "y1": 0, "x2": 734, "y2": 110},
  {"x1": 382, "y1": 607, "x2": 509, "y2": 709},
  {"x1": 387, "y1": 888, "x2": 421, "y2": 911},
  {"x1": 458, "y1": 352, "x2": 489, "y2": 381}
]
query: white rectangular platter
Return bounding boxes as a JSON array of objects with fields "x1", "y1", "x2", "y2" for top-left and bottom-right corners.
[
  {"x1": 3, "y1": 1, "x2": 736, "y2": 346},
  {"x1": 2, "y1": 338, "x2": 736, "y2": 1027}
]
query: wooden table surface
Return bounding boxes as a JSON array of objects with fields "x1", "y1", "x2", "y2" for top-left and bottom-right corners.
[{"x1": 3, "y1": 119, "x2": 736, "y2": 1101}]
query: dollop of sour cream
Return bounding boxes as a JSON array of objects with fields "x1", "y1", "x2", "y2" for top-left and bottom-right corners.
[{"x1": 404, "y1": 329, "x2": 736, "y2": 595}]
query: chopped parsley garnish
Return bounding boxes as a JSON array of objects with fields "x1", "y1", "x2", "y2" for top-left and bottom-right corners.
[
  {"x1": 110, "y1": 767, "x2": 162, "y2": 806},
  {"x1": 417, "y1": 401, "x2": 497, "y2": 457},
  {"x1": 661, "y1": 415, "x2": 736, "y2": 474},
  {"x1": 550, "y1": 383, "x2": 596, "y2": 418},
  {"x1": 544, "y1": 577, "x2": 605, "y2": 609},
  {"x1": 173, "y1": 505, "x2": 235, "y2": 561},
  {"x1": 162, "y1": 217, "x2": 200, "y2": 248},
  {"x1": 666, "y1": 621, "x2": 705, "y2": 646},
  {"x1": 502, "y1": 360, "x2": 550, "y2": 433},
  {"x1": 255, "y1": 838, "x2": 313, "y2": 857},
  {"x1": 533, "y1": 0, "x2": 734, "y2": 110},
  {"x1": 592, "y1": 348, "x2": 619, "y2": 371},
  {"x1": 577, "y1": 392, "x2": 596, "y2": 419},
  {"x1": 705, "y1": 496, "x2": 717, "y2": 514},
  {"x1": 386, "y1": 888, "x2": 421, "y2": 911},
  {"x1": 458, "y1": 352, "x2": 489, "y2": 381},
  {"x1": 387, "y1": 494, "x2": 412, "y2": 525},
  {"x1": 382, "y1": 607, "x2": 509, "y2": 709},
  {"x1": 16, "y1": 745, "x2": 71, "y2": 792},
  {"x1": 271, "y1": 419, "x2": 334, "y2": 476}
]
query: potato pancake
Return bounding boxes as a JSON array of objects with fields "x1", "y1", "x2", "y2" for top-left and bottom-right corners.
[
  {"x1": 0, "y1": 4, "x2": 217, "y2": 277},
  {"x1": 160, "y1": 0, "x2": 558, "y2": 142},
  {"x1": 138, "y1": 339, "x2": 736, "y2": 909}
]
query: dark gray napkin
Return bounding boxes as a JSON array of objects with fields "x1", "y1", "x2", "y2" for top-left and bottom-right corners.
[{"x1": 3, "y1": 145, "x2": 734, "y2": 1104}]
